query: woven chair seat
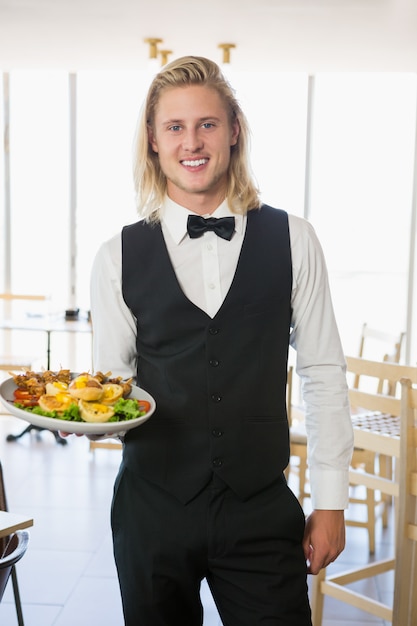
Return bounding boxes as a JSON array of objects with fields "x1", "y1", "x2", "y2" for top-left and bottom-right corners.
[{"x1": 351, "y1": 411, "x2": 400, "y2": 440}]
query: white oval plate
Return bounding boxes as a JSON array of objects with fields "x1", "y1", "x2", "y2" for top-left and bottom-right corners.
[{"x1": 0, "y1": 375, "x2": 156, "y2": 435}]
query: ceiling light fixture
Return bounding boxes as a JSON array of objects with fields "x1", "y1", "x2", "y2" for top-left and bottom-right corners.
[
  {"x1": 144, "y1": 37, "x2": 163, "y2": 77},
  {"x1": 160, "y1": 50, "x2": 173, "y2": 66},
  {"x1": 218, "y1": 43, "x2": 236, "y2": 65},
  {"x1": 144, "y1": 38, "x2": 163, "y2": 60}
]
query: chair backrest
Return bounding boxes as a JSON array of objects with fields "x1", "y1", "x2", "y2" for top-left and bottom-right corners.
[
  {"x1": 0, "y1": 531, "x2": 29, "y2": 602},
  {"x1": 346, "y1": 356, "x2": 417, "y2": 473},
  {"x1": 354, "y1": 323, "x2": 406, "y2": 393},
  {"x1": 392, "y1": 378, "x2": 417, "y2": 625},
  {"x1": 347, "y1": 355, "x2": 417, "y2": 404}
]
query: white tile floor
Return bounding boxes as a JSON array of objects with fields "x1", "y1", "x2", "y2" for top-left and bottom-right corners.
[{"x1": 0, "y1": 411, "x2": 394, "y2": 626}]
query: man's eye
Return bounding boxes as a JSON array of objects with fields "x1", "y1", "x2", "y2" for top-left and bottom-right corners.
[
  {"x1": 202, "y1": 123, "x2": 214, "y2": 129},
  {"x1": 169, "y1": 125, "x2": 181, "y2": 132}
]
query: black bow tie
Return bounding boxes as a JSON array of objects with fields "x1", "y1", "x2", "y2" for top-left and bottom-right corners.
[{"x1": 187, "y1": 215, "x2": 235, "y2": 241}]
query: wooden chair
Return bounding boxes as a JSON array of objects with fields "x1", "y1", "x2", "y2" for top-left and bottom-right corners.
[
  {"x1": 354, "y1": 323, "x2": 405, "y2": 393},
  {"x1": 349, "y1": 324, "x2": 405, "y2": 540},
  {"x1": 89, "y1": 438, "x2": 123, "y2": 453},
  {"x1": 287, "y1": 325, "x2": 406, "y2": 553},
  {"x1": 310, "y1": 360, "x2": 417, "y2": 626},
  {"x1": 0, "y1": 462, "x2": 28, "y2": 625},
  {"x1": 346, "y1": 354, "x2": 412, "y2": 553},
  {"x1": 392, "y1": 377, "x2": 417, "y2": 625},
  {"x1": 350, "y1": 323, "x2": 405, "y2": 538}
]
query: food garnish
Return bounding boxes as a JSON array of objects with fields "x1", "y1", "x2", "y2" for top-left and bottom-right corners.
[
  {"x1": 10, "y1": 369, "x2": 147, "y2": 424},
  {"x1": 100, "y1": 383, "x2": 124, "y2": 405},
  {"x1": 78, "y1": 400, "x2": 115, "y2": 423},
  {"x1": 68, "y1": 374, "x2": 104, "y2": 401},
  {"x1": 38, "y1": 392, "x2": 75, "y2": 414}
]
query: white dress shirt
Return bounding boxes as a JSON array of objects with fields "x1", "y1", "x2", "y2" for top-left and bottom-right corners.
[{"x1": 90, "y1": 197, "x2": 353, "y2": 510}]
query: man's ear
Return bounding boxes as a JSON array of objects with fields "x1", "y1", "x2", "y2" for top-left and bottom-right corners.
[
  {"x1": 230, "y1": 119, "x2": 240, "y2": 147},
  {"x1": 148, "y1": 125, "x2": 158, "y2": 153}
]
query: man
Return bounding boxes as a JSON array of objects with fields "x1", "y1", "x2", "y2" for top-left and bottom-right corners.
[{"x1": 90, "y1": 56, "x2": 353, "y2": 625}]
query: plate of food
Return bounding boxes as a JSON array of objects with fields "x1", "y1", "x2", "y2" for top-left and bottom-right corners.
[{"x1": 0, "y1": 369, "x2": 156, "y2": 435}]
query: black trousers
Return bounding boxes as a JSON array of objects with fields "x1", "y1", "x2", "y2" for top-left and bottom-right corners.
[{"x1": 111, "y1": 465, "x2": 312, "y2": 626}]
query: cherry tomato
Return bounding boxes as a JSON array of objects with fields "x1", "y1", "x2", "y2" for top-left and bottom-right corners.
[
  {"x1": 138, "y1": 400, "x2": 151, "y2": 413},
  {"x1": 13, "y1": 389, "x2": 40, "y2": 407}
]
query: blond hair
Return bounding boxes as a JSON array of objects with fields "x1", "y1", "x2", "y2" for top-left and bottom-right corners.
[{"x1": 133, "y1": 56, "x2": 261, "y2": 222}]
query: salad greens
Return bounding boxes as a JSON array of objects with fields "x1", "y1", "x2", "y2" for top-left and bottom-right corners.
[
  {"x1": 14, "y1": 397, "x2": 146, "y2": 423},
  {"x1": 109, "y1": 398, "x2": 145, "y2": 421}
]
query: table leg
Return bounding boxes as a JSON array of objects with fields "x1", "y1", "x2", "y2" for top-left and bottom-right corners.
[{"x1": 46, "y1": 330, "x2": 51, "y2": 369}]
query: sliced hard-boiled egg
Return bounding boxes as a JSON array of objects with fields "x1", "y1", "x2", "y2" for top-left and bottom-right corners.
[
  {"x1": 38, "y1": 392, "x2": 76, "y2": 415},
  {"x1": 68, "y1": 374, "x2": 103, "y2": 401},
  {"x1": 79, "y1": 400, "x2": 115, "y2": 423},
  {"x1": 100, "y1": 383, "x2": 124, "y2": 405}
]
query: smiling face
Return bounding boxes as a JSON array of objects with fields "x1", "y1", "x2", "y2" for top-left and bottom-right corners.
[{"x1": 148, "y1": 85, "x2": 239, "y2": 214}]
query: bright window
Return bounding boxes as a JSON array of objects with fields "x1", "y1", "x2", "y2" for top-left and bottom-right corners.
[
  {"x1": 1, "y1": 69, "x2": 416, "y2": 368},
  {"x1": 8, "y1": 71, "x2": 69, "y2": 308},
  {"x1": 309, "y1": 73, "x2": 417, "y2": 360},
  {"x1": 233, "y1": 71, "x2": 308, "y2": 215},
  {"x1": 76, "y1": 71, "x2": 149, "y2": 310}
]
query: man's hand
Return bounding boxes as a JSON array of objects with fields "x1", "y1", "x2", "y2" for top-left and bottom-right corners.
[
  {"x1": 59, "y1": 431, "x2": 121, "y2": 441},
  {"x1": 303, "y1": 509, "x2": 346, "y2": 574}
]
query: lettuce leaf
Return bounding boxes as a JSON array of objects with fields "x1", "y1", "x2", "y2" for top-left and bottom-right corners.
[
  {"x1": 111, "y1": 398, "x2": 144, "y2": 421},
  {"x1": 15, "y1": 402, "x2": 83, "y2": 421},
  {"x1": 15, "y1": 397, "x2": 144, "y2": 423}
]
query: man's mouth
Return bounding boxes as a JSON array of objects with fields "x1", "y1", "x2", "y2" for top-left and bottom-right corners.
[{"x1": 181, "y1": 158, "x2": 208, "y2": 167}]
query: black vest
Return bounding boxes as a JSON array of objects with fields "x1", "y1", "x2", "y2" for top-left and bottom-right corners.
[{"x1": 121, "y1": 205, "x2": 292, "y2": 503}]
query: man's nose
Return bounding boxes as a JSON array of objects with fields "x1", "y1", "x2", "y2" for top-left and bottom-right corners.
[{"x1": 183, "y1": 128, "x2": 203, "y2": 151}]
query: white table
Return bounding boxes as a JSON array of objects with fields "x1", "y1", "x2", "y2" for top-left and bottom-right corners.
[
  {"x1": 0, "y1": 510, "x2": 33, "y2": 539},
  {"x1": 0, "y1": 315, "x2": 92, "y2": 370},
  {"x1": 1, "y1": 315, "x2": 93, "y2": 444}
]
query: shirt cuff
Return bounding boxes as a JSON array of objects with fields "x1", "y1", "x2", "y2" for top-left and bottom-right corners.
[{"x1": 309, "y1": 468, "x2": 350, "y2": 510}]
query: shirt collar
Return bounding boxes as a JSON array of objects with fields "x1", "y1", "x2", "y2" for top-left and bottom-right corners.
[{"x1": 160, "y1": 196, "x2": 244, "y2": 245}]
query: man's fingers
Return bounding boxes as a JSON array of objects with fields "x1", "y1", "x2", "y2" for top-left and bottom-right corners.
[{"x1": 306, "y1": 544, "x2": 342, "y2": 574}]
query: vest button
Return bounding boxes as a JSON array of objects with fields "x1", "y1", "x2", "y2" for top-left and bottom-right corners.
[
  {"x1": 209, "y1": 359, "x2": 219, "y2": 367},
  {"x1": 209, "y1": 327, "x2": 219, "y2": 335},
  {"x1": 212, "y1": 429, "x2": 223, "y2": 438},
  {"x1": 211, "y1": 394, "x2": 222, "y2": 403},
  {"x1": 212, "y1": 457, "x2": 223, "y2": 467}
]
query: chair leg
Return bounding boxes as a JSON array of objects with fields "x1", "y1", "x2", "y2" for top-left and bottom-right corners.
[
  {"x1": 364, "y1": 457, "x2": 376, "y2": 555},
  {"x1": 11, "y1": 566, "x2": 24, "y2": 626},
  {"x1": 310, "y1": 568, "x2": 326, "y2": 626},
  {"x1": 7, "y1": 425, "x2": 68, "y2": 446},
  {"x1": 379, "y1": 454, "x2": 392, "y2": 528}
]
